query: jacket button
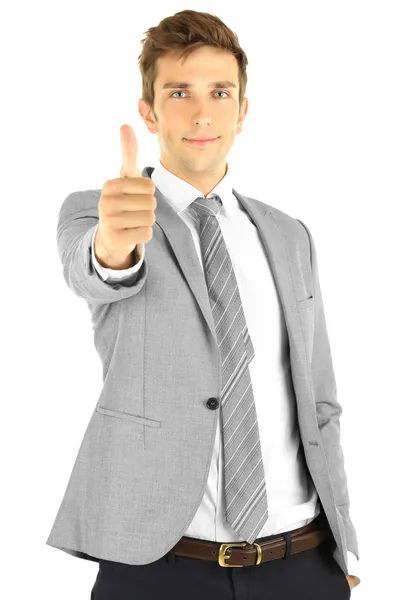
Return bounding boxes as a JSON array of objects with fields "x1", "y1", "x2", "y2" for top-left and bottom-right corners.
[{"x1": 206, "y1": 397, "x2": 219, "y2": 410}]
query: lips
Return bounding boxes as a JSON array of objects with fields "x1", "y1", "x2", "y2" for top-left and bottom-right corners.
[{"x1": 184, "y1": 137, "x2": 219, "y2": 146}]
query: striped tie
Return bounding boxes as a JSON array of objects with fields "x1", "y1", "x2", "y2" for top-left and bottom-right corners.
[{"x1": 190, "y1": 194, "x2": 269, "y2": 544}]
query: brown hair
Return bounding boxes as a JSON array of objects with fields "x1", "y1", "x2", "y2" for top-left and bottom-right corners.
[{"x1": 137, "y1": 10, "x2": 249, "y2": 119}]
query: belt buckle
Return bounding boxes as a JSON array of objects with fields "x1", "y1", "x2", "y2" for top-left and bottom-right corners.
[{"x1": 218, "y1": 542, "x2": 262, "y2": 567}]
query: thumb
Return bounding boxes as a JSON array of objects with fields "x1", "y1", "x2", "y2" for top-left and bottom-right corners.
[{"x1": 120, "y1": 124, "x2": 141, "y2": 178}]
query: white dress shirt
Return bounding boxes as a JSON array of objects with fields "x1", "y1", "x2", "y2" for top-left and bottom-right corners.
[{"x1": 90, "y1": 158, "x2": 359, "y2": 576}]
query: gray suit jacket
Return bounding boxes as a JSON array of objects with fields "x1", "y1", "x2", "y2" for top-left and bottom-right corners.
[{"x1": 46, "y1": 166, "x2": 359, "y2": 573}]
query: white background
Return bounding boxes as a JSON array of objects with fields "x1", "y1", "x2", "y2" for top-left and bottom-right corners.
[{"x1": 1, "y1": 1, "x2": 399, "y2": 598}]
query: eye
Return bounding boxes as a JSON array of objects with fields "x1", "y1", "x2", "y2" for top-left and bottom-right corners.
[{"x1": 170, "y1": 90, "x2": 229, "y2": 98}]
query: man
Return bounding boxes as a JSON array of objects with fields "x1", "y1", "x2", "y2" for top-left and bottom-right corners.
[{"x1": 47, "y1": 10, "x2": 360, "y2": 598}]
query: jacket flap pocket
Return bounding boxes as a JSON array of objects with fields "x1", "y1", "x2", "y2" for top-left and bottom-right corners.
[{"x1": 96, "y1": 405, "x2": 161, "y2": 428}]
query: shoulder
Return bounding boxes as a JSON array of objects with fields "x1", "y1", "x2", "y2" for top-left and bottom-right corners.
[
  {"x1": 58, "y1": 189, "x2": 101, "y2": 220},
  {"x1": 237, "y1": 191, "x2": 312, "y2": 247}
]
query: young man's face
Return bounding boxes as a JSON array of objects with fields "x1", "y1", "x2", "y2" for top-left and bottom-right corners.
[{"x1": 139, "y1": 45, "x2": 248, "y2": 195}]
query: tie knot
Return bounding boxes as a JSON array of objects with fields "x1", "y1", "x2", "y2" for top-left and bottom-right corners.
[{"x1": 190, "y1": 194, "x2": 222, "y2": 223}]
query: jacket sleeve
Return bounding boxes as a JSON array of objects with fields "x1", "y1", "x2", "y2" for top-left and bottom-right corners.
[
  {"x1": 297, "y1": 219, "x2": 360, "y2": 562},
  {"x1": 56, "y1": 189, "x2": 148, "y2": 306}
]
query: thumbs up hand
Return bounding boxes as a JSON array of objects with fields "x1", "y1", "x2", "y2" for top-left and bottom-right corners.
[{"x1": 94, "y1": 124, "x2": 157, "y2": 269}]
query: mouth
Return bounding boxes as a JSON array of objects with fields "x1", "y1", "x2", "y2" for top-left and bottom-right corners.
[{"x1": 184, "y1": 137, "x2": 220, "y2": 147}]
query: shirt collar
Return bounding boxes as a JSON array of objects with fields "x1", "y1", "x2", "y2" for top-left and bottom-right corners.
[{"x1": 150, "y1": 158, "x2": 236, "y2": 218}]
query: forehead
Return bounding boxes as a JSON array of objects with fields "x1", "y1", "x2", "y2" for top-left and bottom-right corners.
[{"x1": 155, "y1": 47, "x2": 239, "y2": 90}]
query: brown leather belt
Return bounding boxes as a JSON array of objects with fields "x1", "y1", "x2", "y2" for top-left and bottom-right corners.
[{"x1": 170, "y1": 514, "x2": 332, "y2": 568}]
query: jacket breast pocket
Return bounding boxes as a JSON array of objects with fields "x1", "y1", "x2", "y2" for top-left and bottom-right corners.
[
  {"x1": 298, "y1": 294, "x2": 314, "y2": 309},
  {"x1": 95, "y1": 405, "x2": 161, "y2": 428}
]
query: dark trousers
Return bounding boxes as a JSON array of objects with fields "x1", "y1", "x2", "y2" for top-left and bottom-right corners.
[{"x1": 90, "y1": 535, "x2": 351, "y2": 599}]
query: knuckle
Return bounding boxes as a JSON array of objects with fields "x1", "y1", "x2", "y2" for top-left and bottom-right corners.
[
  {"x1": 146, "y1": 178, "x2": 155, "y2": 190},
  {"x1": 102, "y1": 178, "x2": 114, "y2": 192}
]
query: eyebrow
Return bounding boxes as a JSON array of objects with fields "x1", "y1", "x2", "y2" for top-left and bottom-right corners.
[{"x1": 162, "y1": 80, "x2": 237, "y2": 90}]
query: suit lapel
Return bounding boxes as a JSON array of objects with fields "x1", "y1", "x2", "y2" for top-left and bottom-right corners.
[{"x1": 142, "y1": 166, "x2": 303, "y2": 357}]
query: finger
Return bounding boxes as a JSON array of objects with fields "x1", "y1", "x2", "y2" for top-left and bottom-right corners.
[{"x1": 120, "y1": 124, "x2": 141, "y2": 178}]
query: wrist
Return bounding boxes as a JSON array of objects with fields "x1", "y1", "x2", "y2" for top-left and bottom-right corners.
[
  {"x1": 94, "y1": 239, "x2": 136, "y2": 270},
  {"x1": 96, "y1": 251, "x2": 136, "y2": 270}
]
